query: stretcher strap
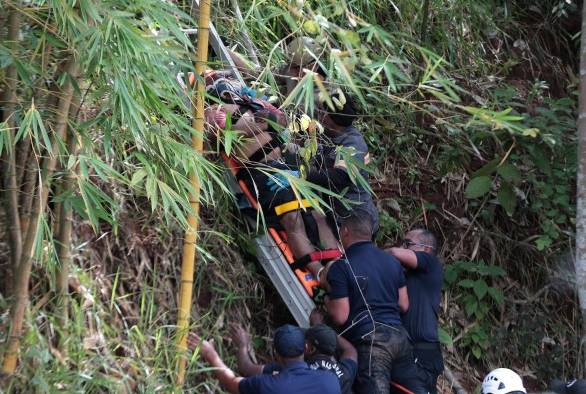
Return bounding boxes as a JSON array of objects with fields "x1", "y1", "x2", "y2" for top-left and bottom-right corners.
[
  {"x1": 274, "y1": 199, "x2": 313, "y2": 216},
  {"x1": 289, "y1": 249, "x2": 343, "y2": 271},
  {"x1": 390, "y1": 381, "x2": 415, "y2": 394}
]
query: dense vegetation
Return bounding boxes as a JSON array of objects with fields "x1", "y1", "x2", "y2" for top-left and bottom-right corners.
[{"x1": 0, "y1": 0, "x2": 581, "y2": 392}]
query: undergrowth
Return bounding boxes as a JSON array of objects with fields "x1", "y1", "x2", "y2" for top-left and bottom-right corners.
[{"x1": 0, "y1": 0, "x2": 581, "y2": 393}]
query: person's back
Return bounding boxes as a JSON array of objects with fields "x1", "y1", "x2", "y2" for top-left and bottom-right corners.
[
  {"x1": 240, "y1": 360, "x2": 340, "y2": 394},
  {"x1": 325, "y1": 213, "x2": 425, "y2": 394},
  {"x1": 328, "y1": 241, "x2": 405, "y2": 343}
]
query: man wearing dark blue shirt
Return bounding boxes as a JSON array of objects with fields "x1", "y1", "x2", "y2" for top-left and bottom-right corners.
[
  {"x1": 308, "y1": 92, "x2": 379, "y2": 234},
  {"x1": 259, "y1": 323, "x2": 358, "y2": 394},
  {"x1": 188, "y1": 325, "x2": 340, "y2": 394},
  {"x1": 325, "y1": 212, "x2": 425, "y2": 394},
  {"x1": 387, "y1": 229, "x2": 444, "y2": 394}
]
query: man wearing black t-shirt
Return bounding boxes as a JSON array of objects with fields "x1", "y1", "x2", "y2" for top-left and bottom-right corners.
[
  {"x1": 387, "y1": 229, "x2": 444, "y2": 394},
  {"x1": 325, "y1": 212, "x2": 425, "y2": 394},
  {"x1": 304, "y1": 316, "x2": 358, "y2": 394},
  {"x1": 230, "y1": 322, "x2": 357, "y2": 394}
]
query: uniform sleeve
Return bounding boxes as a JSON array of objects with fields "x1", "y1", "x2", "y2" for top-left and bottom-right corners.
[
  {"x1": 335, "y1": 133, "x2": 369, "y2": 171},
  {"x1": 327, "y1": 260, "x2": 350, "y2": 299},
  {"x1": 341, "y1": 359, "x2": 358, "y2": 381},
  {"x1": 397, "y1": 263, "x2": 406, "y2": 288},
  {"x1": 414, "y1": 252, "x2": 435, "y2": 273},
  {"x1": 239, "y1": 375, "x2": 263, "y2": 394}
]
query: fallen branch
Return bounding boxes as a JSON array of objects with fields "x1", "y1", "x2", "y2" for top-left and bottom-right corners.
[
  {"x1": 230, "y1": 0, "x2": 260, "y2": 67},
  {"x1": 444, "y1": 365, "x2": 468, "y2": 394}
]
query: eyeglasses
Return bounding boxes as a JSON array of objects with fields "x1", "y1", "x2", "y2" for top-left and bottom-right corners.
[{"x1": 401, "y1": 239, "x2": 433, "y2": 249}]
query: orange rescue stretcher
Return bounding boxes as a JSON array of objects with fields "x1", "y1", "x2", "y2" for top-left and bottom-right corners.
[{"x1": 221, "y1": 153, "x2": 342, "y2": 298}]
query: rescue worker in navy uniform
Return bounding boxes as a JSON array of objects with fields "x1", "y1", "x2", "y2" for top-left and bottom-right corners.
[
  {"x1": 324, "y1": 211, "x2": 426, "y2": 394},
  {"x1": 188, "y1": 325, "x2": 340, "y2": 394},
  {"x1": 304, "y1": 324, "x2": 357, "y2": 394},
  {"x1": 307, "y1": 91, "x2": 379, "y2": 234},
  {"x1": 387, "y1": 229, "x2": 444, "y2": 394},
  {"x1": 230, "y1": 316, "x2": 357, "y2": 394}
]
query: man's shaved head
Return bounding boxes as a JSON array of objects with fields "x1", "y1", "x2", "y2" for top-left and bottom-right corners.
[{"x1": 406, "y1": 229, "x2": 438, "y2": 255}]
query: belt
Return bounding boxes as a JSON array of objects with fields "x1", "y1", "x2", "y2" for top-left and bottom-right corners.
[
  {"x1": 358, "y1": 322, "x2": 405, "y2": 340},
  {"x1": 413, "y1": 341, "x2": 441, "y2": 350}
]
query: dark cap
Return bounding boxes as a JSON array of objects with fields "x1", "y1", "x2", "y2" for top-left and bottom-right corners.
[
  {"x1": 305, "y1": 324, "x2": 338, "y2": 356},
  {"x1": 274, "y1": 325, "x2": 305, "y2": 358},
  {"x1": 550, "y1": 379, "x2": 586, "y2": 394}
]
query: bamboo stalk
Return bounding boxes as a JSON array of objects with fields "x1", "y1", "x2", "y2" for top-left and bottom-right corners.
[
  {"x1": 1, "y1": 5, "x2": 23, "y2": 297},
  {"x1": 15, "y1": 138, "x2": 31, "y2": 189},
  {"x1": 175, "y1": 0, "x2": 212, "y2": 386},
  {"x1": 1, "y1": 59, "x2": 79, "y2": 376},
  {"x1": 19, "y1": 155, "x2": 38, "y2": 240},
  {"x1": 577, "y1": 0, "x2": 586, "y2": 373},
  {"x1": 20, "y1": 56, "x2": 65, "y2": 247},
  {"x1": 55, "y1": 93, "x2": 81, "y2": 353}
]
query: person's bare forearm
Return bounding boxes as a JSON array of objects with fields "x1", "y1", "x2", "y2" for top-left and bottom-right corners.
[
  {"x1": 207, "y1": 353, "x2": 242, "y2": 394},
  {"x1": 386, "y1": 247, "x2": 418, "y2": 269},
  {"x1": 235, "y1": 346, "x2": 264, "y2": 377}
]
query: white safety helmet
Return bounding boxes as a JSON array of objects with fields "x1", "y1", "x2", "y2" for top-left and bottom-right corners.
[{"x1": 482, "y1": 368, "x2": 527, "y2": 394}]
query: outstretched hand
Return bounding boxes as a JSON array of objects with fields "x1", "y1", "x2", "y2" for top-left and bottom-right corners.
[
  {"x1": 229, "y1": 323, "x2": 252, "y2": 349},
  {"x1": 310, "y1": 308, "x2": 326, "y2": 326},
  {"x1": 187, "y1": 332, "x2": 218, "y2": 362}
]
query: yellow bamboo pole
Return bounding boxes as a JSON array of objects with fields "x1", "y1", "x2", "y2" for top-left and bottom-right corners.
[{"x1": 175, "y1": 0, "x2": 212, "y2": 386}]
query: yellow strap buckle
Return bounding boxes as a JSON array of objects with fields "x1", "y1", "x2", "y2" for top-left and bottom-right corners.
[{"x1": 274, "y1": 199, "x2": 313, "y2": 216}]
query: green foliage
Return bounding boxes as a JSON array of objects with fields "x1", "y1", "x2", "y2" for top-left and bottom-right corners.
[
  {"x1": 445, "y1": 260, "x2": 505, "y2": 360},
  {"x1": 463, "y1": 86, "x2": 577, "y2": 249}
]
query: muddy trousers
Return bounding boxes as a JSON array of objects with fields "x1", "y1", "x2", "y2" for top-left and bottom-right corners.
[
  {"x1": 413, "y1": 342, "x2": 444, "y2": 394},
  {"x1": 353, "y1": 325, "x2": 427, "y2": 394}
]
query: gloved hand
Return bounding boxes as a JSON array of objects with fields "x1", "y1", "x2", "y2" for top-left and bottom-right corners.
[
  {"x1": 240, "y1": 86, "x2": 257, "y2": 99},
  {"x1": 266, "y1": 169, "x2": 299, "y2": 192}
]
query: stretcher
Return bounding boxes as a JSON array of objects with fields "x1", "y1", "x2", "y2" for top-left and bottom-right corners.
[{"x1": 222, "y1": 153, "x2": 342, "y2": 327}]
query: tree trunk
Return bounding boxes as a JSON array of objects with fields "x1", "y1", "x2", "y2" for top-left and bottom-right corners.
[
  {"x1": 576, "y1": 0, "x2": 586, "y2": 376},
  {"x1": 1, "y1": 58, "x2": 79, "y2": 376},
  {"x1": 55, "y1": 93, "x2": 81, "y2": 354},
  {"x1": 1, "y1": 6, "x2": 22, "y2": 297}
]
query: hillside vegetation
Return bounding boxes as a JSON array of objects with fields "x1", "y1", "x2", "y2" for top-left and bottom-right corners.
[{"x1": 0, "y1": 0, "x2": 581, "y2": 392}]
